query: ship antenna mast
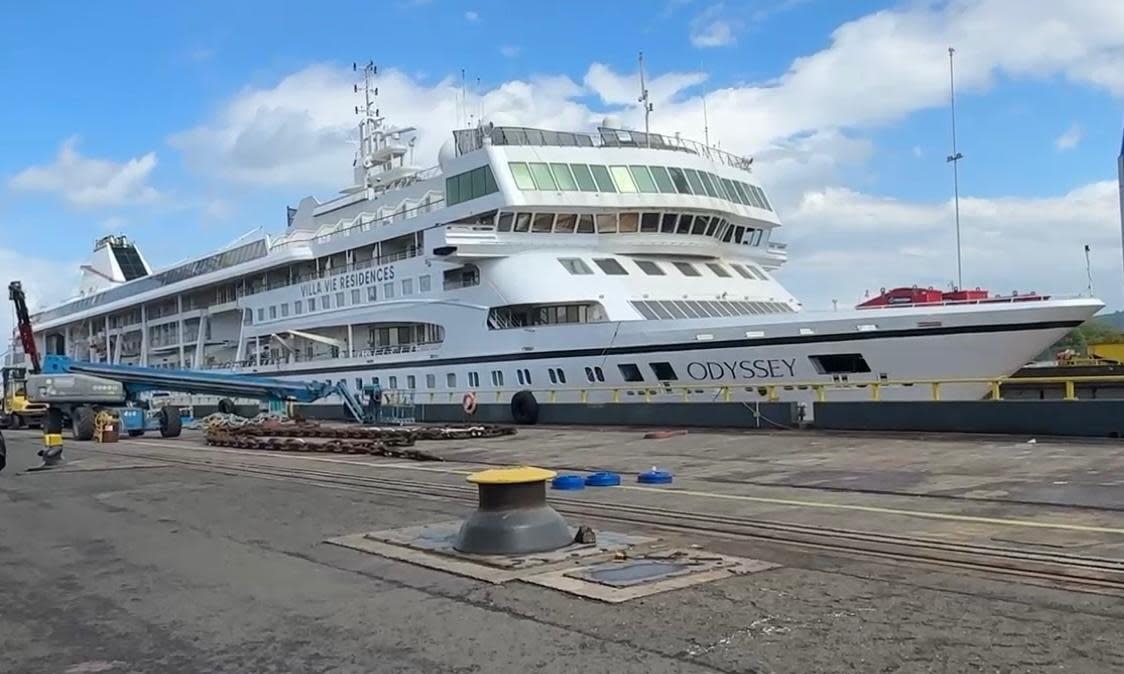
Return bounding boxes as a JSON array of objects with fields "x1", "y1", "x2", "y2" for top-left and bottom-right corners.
[
  {"x1": 702, "y1": 92, "x2": 710, "y2": 147},
  {"x1": 638, "y1": 51, "x2": 653, "y2": 148},
  {"x1": 946, "y1": 47, "x2": 964, "y2": 290},
  {"x1": 353, "y1": 60, "x2": 380, "y2": 190}
]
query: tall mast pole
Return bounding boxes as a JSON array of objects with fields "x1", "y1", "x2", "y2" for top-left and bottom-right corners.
[
  {"x1": 638, "y1": 51, "x2": 652, "y2": 148},
  {"x1": 702, "y1": 92, "x2": 710, "y2": 147},
  {"x1": 946, "y1": 47, "x2": 964, "y2": 290}
]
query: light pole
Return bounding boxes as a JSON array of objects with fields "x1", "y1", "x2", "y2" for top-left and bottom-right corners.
[{"x1": 946, "y1": 47, "x2": 964, "y2": 290}]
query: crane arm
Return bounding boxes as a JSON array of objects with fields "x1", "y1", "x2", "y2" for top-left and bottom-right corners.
[{"x1": 8, "y1": 281, "x2": 41, "y2": 374}]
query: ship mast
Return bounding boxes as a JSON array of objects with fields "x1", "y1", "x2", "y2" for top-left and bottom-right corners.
[
  {"x1": 638, "y1": 51, "x2": 653, "y2": 148},
  {"x1": 353, "y1": 61, "x2": 379, "y2": 191}
]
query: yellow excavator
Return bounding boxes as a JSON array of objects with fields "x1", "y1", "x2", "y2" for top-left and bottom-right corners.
[{"x1": 1, "y1": 365, "x2": 46, "y2": 429}]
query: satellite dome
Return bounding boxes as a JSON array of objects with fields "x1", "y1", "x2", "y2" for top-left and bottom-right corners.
[{"x1": 438, "y1": 138, "x2": 456, "y2": 172}]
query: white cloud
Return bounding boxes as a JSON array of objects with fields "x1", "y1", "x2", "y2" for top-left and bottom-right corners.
[
  {"x1": 499, "y1": 45, "x2": 520, "y2": 58},
  {"x1": 8, "y1": 137, "x2": 160, "y2": 209},
  {"x1": 1055, "y1": 123, "x2": 1084, "y2": 150},
  {"x1": 780, "y1": 180, "x2": 1123, "y2": 310},
  {"x1": 690, "y1": 4, "x2": 738, "y2": 48},
  {"x1": 464, "y1": 10, "x2": 479, "y2": 22},
  {"x1": 0, "y1": 247, "x2": 81, "y2": 356}
]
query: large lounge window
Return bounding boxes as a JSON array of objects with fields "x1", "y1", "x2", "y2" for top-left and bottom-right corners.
[
  {"x1": 684, "y1": 168, "x2": 706, "y2": 195},
  {"x1": 809, "y1": 353, "x2": 871, "y2": 375},
  {"x1": 447, "y1": 165, "x2": 499, "y2": 206}
]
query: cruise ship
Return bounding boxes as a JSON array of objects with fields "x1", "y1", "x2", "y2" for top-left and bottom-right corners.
[{"x1": 16, "y1": 66, "x2": 1103, "y2": 414}]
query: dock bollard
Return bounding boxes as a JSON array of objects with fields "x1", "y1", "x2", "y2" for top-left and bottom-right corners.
[{"x1": 453, "y1": 467, "x2": 573, "y2": 555}]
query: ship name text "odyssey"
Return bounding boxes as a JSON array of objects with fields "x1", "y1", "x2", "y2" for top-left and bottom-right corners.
[{"x1": 686, "y1": 358, "x2": 797, "y2": 381}]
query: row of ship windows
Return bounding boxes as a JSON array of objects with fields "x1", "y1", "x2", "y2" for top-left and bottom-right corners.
[
  {"x1": 445, "y1": 165, "x2": 499, "y2": 206},
  {"x1": 558, "y1": 257, "x2": 770, "y2": 280},
  {"x1": 496, "y1": 211, "x2": 765, "y2": 246},
  {"x1": 336, "y1": 352, "x2": 869, "y2": 394},
  {"x1": 248, "y1": 275, "x2": 433, "y2": 324},
  {"x1": 630, "y1": 299, "x2": 795, "y2": 320},
  {"x1": 507, "y1": 162, "x2": 773, "y2": 212}
]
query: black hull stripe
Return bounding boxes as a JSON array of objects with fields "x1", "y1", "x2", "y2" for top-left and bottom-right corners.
[{"x1": 251, "y1": 319, "x2": 1081, "y2": 378}]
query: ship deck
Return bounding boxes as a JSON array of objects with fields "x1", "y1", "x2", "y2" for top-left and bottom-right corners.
[{"x1": 2, "y1": 426, "x2": 1122, "y2": 673}]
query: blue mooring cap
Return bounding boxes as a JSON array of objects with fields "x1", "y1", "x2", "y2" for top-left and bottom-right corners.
[
  {"x1": 551, "y1": 474, "x2": 586, "y2": 490},
  {"x1": 584, "y1": 471, "x2": 622, "y2": 487},
  {"x1": 637, "y1": 469, "x2": 674, "y2": 485}
]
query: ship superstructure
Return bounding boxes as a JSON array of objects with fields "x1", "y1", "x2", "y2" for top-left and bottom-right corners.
[{"x1": 17, "y1": 65, "x2": 1103, "y2": 408}]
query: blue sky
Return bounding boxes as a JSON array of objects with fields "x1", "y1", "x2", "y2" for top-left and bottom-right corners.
[{"x1": 2, "y1": 0, "x2": 1123, "y2": 337}]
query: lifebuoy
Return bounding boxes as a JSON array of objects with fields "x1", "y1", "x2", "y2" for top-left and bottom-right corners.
[{"x1": 462, "y1": 392, "x2": 478, "y2": 415}]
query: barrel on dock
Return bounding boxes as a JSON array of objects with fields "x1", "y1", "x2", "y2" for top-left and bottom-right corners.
[{"x1": 453, "y1": 467, "x2": 573, "y2": 555}]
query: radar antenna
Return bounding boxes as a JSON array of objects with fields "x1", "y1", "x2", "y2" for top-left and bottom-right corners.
[
  {"x1": 638, "y1": 51, "x2": 653, "y2": 148},
  {"x1": 353, "y1": 60, "x2": 380, "y2": 190}
]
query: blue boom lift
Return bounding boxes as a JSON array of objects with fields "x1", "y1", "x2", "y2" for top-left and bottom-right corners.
[{"x1": 8, "y1": 278, "x2": 367, "y2": 451}]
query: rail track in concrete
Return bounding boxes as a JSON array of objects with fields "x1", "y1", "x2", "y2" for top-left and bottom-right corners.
[{"x1": 76, "y1": 442, "x2": 1124, "y2": 597}]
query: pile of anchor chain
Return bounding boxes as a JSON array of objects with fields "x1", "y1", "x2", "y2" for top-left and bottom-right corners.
[{"x1": 201, "y1": 414, "x2": 516, "y2": 462}]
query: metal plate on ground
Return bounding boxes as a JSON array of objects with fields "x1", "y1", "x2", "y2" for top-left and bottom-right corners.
[
  {"x1": 522, "y1": 549, "x2": 780, "y2": 603},
  {"x1": 326, "y1": 521, "x2": 657, "y2": 584}
]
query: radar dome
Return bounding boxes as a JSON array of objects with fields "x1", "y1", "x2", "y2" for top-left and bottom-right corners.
[{"x1": 438, "y1": 138, "x2": 456, "y2": 172}]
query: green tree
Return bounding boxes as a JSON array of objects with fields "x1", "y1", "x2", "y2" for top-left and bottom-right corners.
[{"x1": 1050, "y1": 319, "x2": 1123, "y2": 356}]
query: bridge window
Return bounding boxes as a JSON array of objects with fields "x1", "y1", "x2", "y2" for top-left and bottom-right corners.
[
  {"x1": 650, "y1": 166, "x2": 676, "y2": 193},
  {"x1": 550, "y1": 163, "x2": 578, "y2": 190},
  {"x1": 635, "y1": 260, "x2": 665, "y2": 276},
  {"x1": 649, "y1": 362, "x2": 678, "y2": 381},
  {"x1": 629, "y1": 165, "x2": 658, "y2": 193},
  {"x1": 593, "y1": 258, "x2": 628, "y2": 275},
  {"x1": 576, "y1": 214, "x2": 595, "y2": 233},
  {"x1": 590, "y1": 165, "x2": 617, "y2": 192},
  {"x1": 809, "y1": 354, "x2": 871, "y2": 375},
  {"x1": 691, "y1": 216, "x2": 710, "y2": 235},
  {"x1": 676, "y1": 215, "x2": 694, "y2": 234},
  {"x1": 497, "y1": 212, "x2": 514, "y2": 231},
  {"x1": 684, "y1": 168, "x2": 706, "y2": 195},
  {"x1": 610, "y1": 166, "x2": 637, "y2": 192},
  {"x1": 667, "y1": 167, "x2": 691, "y2": 194},
  {"x1": 558, "y1": 258, "x2": 593, "y2": 275},
  {"x1": 595, "y1": 213, "x2": 617, "y2": 233},
  {"x1": 509, "y1": 162, "x2": 536, "y2": 190},
  {"x1": 618, "y1": 363, "x2": 644, "y2": 382},
  {"x1": 640, "y1": 212, "x2": 660, "y2": 232},
  {"x1": 570, "y1": 163, "x2": 598, "y2": 191},
  {"x1": 529, "y1": 163, "x2": 557, "y2": 190},
  {"x1": 513, "y1": 212, "x2": 532, "y2": 232}
]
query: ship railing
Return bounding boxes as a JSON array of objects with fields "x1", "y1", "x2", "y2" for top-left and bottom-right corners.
[
  {"x1": 243, "y1": 246, "x2": 422, "y2": 296},
  {"x1": 456, "y1": 125, "x2": 754, "y2": 171},
  {"x1": 271, "y1": 196, "x2": 445, "y2": 253},
  {"x1": 362, "y1": 374, "x2": 1124, "y2": 407},
  {"x1": 204, "y1": 341, "x2": 442, "y2": 371}
]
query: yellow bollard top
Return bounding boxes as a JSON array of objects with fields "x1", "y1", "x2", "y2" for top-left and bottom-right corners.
[{"x1": 467, "y1": 466, "x2": 556, "y2": 484}]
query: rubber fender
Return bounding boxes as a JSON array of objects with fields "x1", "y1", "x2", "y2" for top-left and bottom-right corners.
[
  {"x1": 217, "y1": 398, "x2": 236, "y2": 415},
  {"x1": 510, "y1": 390, "x2": 539, "y2": 425}
]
